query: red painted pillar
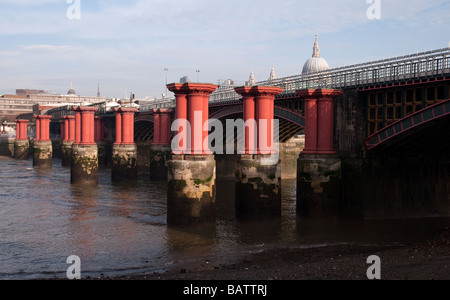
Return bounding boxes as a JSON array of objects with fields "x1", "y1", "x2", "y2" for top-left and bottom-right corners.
[
  {"x1": 297, "y1": 89, "x2": 343, "y2": 155},
  {"x1": 35, "y1": 116, "x2": 52, "y2": 142},
  {"x1": 167, "y1": 84, "x2": 189, "y2": 153},
  {"x1": 81, "y1": 111, "x2": 91, "y2": 145},
  {"x1": 159, "y1": 109, "x2": 173, "y2": 146},
  {"x1": 15, "y1": 120, "x2": 29, "y2": 141},
  {"x1": 202, "y1": 91, "x2": 210, "y2": 154},
  {"x1": 113, "y1": 108, "x2": 137, "y2": 145},
  {"x1": 185, "y1": 83, "x2": 218, "y2": 155},
  {"x1": 168, "y1": 83, "x2": 217, "y2": 154},
  {"x1": 253, "y1": 86, "x2": 283, "y2": 154},
  {"x1": 94, "y1": 117, "x2": 105, "y2": 142},
  {"x1": 35, "y1": 117, "x2": 41, "y2": 142},
  {"x1": 68, "y1": 116, "x2": 76, "y2": 142},
  {"x1": 74, "y1": 107, "x2": 98, "y2": 146},
  {"x1": 63, "y1": 118, "x2": 69, "y2": 142},
  {"x1": 235, "y1": 87, "x2": 257, "y2": 154},
  {"x1": 297, "y1": 90, "x2": 319, "y2": 154},
  {"x1": 120, "y1": 108, "x2": 138, "y2": 145},
  {"x1": 187, "y1": 90, "x2": 204, "y2": 155},
  {"x1": 317, "y1": 94, "x2": 335, "y2": 154},
  {"x1": 114, "y1": 108, "x2": 122, "y2": 145},
  {"x1": 15, "y1": 120, "x2": 20, "y2": 141},
  {"x1": 20, "y1": 121, "x2": 28, "y2": 141},
  {"x1": 74, "y1": 108, "x2": 82, "y2": 145},
  {"x1": 153, "y1": 109, "x2": 162, "y2": 145}
]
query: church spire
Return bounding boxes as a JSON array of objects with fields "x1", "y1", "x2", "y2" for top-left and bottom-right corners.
[
  {"x1": 246, "y1": 70, "x2": 256, "y2": 86},
  {"x1": 312, "y1": 35, "x2": 321, "y2": 58},
  {"x1": 268, "y1": 66, "x2": 277, "y2": 81},
  {"x1": 97, "y1": 82, "x2": 101, "y2": 98}
]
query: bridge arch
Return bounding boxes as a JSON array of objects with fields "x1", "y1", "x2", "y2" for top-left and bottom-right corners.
[
  {"x1": 209, "y1": 105, "x2": 305, "y2": 143},
  {"x1": 366, "y1": 98, "x2": 450, "y2": 151},
  {"x1": 134, "y1": 114, "x2": 155, "y2": 143}
]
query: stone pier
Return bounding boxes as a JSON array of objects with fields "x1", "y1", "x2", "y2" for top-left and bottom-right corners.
[
  {"x1": 150, "y1": 109, "x2": 173, "y2": 180},
  {"x1": 166, "y1": 83, "x2": 217, "y2": 225},
  {"x1": 14, "y1": 119, "x2": 30, "y2": 160},
  {"x1": 296, "y1": 89, "x2": 343, "y2": 218},
  {"x1": 112, "y1": 108, "x2": 138, "y2": 181},
  {"x1": 33, "y1": 115, "x2": 53, "y2": 169},
  {"x1": 62, "y1": 116, "x2": 75, "y2": 167},
  {"x1": 71, "y1": 107, "x2": 99, "y2": 185},
  {"x1": 234, "y1": 86, "x2": 283, "y2": 218}
]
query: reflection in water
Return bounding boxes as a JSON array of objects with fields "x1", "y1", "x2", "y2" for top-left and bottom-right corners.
[{"x1": 0, "y1": 156, "x2": 449, "y2": 279}]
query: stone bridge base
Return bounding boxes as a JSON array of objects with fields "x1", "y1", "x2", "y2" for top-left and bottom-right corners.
[
  {"x1": 71, "y1": 144, "x2": 99, "y2": 185},
  {"x1": 112, "y1": 144, "x2": 138, "y2": 181},
  {"x1": 167, "y1": 155, "x2": 216, "y2": 225},
  {"x1": 235, "y1": 155, "x2": 282, "y2": 219},
  {"x1": 150, "y1": 145, "x2": 171, "y2": 180},
  {"x1": 297, "y1": 154, "x2": 342, "y2": 218},
  {"x1": 33, "y1": 141, "x2": 53, "y2": 169},
  {"x1": 14, "y1": 140, "x2": 30, "y2": 160}
]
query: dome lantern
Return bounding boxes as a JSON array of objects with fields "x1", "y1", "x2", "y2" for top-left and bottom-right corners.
[{"x1": 302, "y1": 36, "x2": 330, "y2": 75}]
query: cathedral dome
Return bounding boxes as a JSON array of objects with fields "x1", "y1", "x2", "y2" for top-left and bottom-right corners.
[
  {"x1": 302, "y1": 36, "x2": 330, "y2": 75},
  {"x1": 67, "y1": 82, "x2": 76, "y2": 95}
]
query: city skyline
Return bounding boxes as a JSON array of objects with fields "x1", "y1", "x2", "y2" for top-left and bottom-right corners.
[{"x1": 0, "y1": 0, "x2": 449, "y2": 98}]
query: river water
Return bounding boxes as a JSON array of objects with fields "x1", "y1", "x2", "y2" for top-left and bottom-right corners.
[{"x1": 0, "y1": 156, "x2": 449, "y2": 280}]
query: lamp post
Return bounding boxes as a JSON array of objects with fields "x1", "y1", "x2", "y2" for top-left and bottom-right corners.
[
  {"x1": 164, "y1": 68, "x2": 169, "y2": 98},
  {"x1": 196, "y1": 70, "x2": 200, "y2": 83}
]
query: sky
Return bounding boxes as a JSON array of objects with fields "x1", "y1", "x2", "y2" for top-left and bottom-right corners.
[{"x1": 0, "y1": 0, "x2": 448, "y2": 99}]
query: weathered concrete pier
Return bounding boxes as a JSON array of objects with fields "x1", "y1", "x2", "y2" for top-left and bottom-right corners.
[
  {"x1": 33, "y1": 115, "x2": 53, "y2": 169},
  {"x1": 71, "y1": 107, "x2": 99, "y2": 185}
]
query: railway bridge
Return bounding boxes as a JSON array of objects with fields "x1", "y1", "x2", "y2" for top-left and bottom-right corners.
[{"x1": 6, "y1": 45, "x2": 450, "y2": 224}]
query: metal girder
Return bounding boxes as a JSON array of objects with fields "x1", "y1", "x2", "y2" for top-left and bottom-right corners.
[{"x1": 366, "y1": 98, "x2": 450, "y2": 150}]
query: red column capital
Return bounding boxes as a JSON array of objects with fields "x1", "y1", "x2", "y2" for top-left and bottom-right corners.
[{"x1": 297, "y1": 89, "x2": 343, "y2": 99}]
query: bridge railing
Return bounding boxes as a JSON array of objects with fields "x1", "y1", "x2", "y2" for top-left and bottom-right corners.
[
  {"x1": 139, "y1": 99, "x2": 176, "y2": 112},
  {"x1": 210, "y1": 47, "x2": 450, "y2": 103}
]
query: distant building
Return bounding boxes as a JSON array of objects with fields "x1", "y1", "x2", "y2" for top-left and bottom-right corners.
[
  {"x1": 16, "y1": 89, "x2": 48, "y2": 96},
  {"x1": 180, "y1": 76, "x2": 191, "y2": 84},
  {"x1": 0, "y1": 82, "x2": 107, "y2": 121}
]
